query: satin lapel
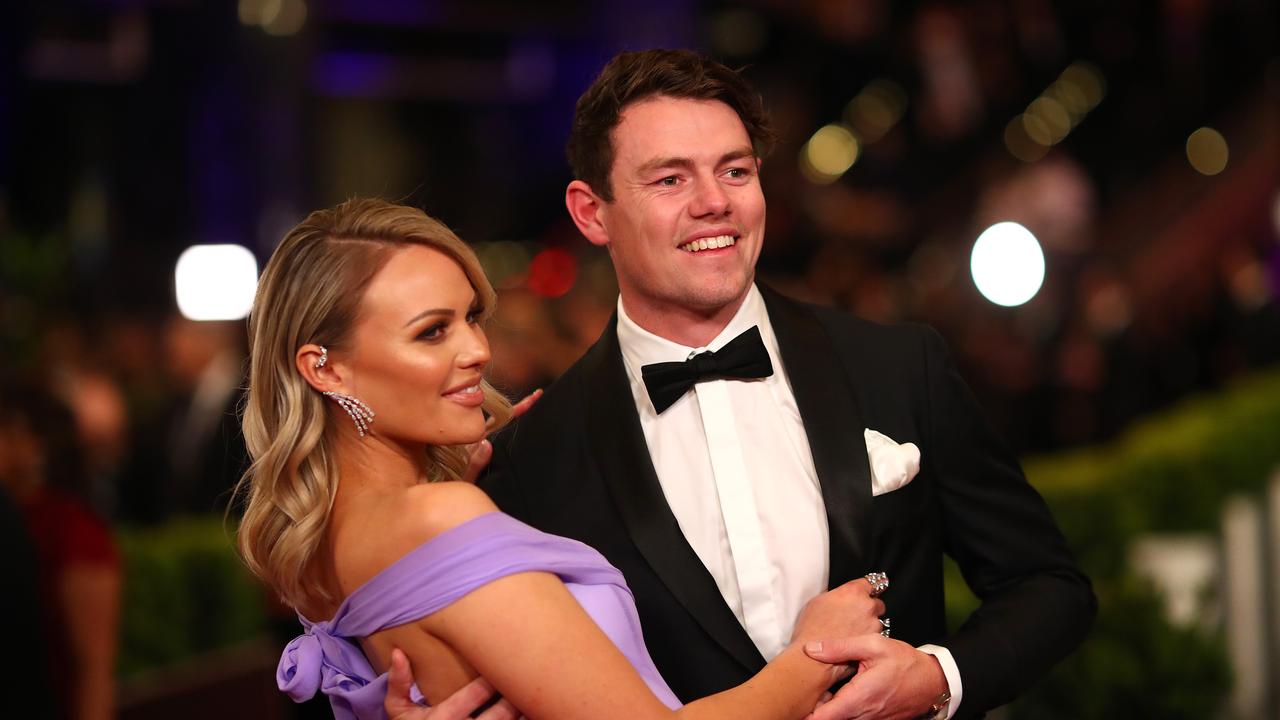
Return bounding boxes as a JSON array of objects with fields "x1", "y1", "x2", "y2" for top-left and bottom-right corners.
[
  {"x1": 581, "y1": 319, "x2": 765, "y2": 673},
  {"x1": 760, "y1": 287, "x2": 873, "y2": 588}
]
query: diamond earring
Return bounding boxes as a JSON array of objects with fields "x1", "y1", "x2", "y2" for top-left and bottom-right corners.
[
  {"x1": 314, "y1": 346, "x2": 328, "y2": 369},
  {"x1": 323, "y1": 391, "x2": 375, "y2": 437}
]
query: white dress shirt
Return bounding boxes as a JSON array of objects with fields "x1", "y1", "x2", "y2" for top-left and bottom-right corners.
[
  {"x1": 618, "y1": 285, "x2": 828, "y2": 659},
  {"x1": 616, "y1": 285, "x2": 962, "y2": 717}
]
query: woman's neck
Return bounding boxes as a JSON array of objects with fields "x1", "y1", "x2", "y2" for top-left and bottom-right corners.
[
  {"x1": 308, "y1": 434, "x2": 431, "y2": 618},
  {"x1": 333, "y1": 432, "x2": 428, "y2": 496}
]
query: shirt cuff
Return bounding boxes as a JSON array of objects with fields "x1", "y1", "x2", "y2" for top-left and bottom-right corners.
[{"x1": 917, "y1": 644, "x2": 962, "y2": 720}]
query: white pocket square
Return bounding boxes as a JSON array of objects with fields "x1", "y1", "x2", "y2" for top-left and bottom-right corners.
[{"x1": 864, "y1": 428, "x2": 921, "y2": 497}]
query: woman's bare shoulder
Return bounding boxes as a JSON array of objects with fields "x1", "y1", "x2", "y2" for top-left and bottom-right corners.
[
  {"x1": 401, "y1": 481, "x2": 500, "y2": 540},
  {"x1": 332, "y1": 482, "x2": 499, "y2": 597}
]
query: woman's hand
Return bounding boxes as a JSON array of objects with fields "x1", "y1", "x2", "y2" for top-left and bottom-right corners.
[
  {"x1": 384, "y1": 648, "x2": 520, "y2": 720},
  {"x1": 461, "y1": 390, "x2": 542, "y2": 484}
]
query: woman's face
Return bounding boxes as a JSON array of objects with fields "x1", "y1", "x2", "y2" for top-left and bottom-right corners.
[
  {"x1": 0, "y1": 415, "x2": 43, "y2": 492},
  {"x1": 341, "y1": 244, "x2": 491, "y2": 448}
]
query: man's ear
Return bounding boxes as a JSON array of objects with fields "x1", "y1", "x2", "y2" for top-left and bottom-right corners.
[
  {"x1": 565, "y1": 180, "x2": 611, "y2": 248},
  {"x1": 295, "y1": 344, "x2": 345, "y2": 395}
]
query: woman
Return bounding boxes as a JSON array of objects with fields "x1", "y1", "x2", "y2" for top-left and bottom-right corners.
[
  {"x1": 235, "y1": 198, "x2": 882, "y2": 719},
  {"x1": 0, "y1": 383, "x2": 121, "y2": 720}
]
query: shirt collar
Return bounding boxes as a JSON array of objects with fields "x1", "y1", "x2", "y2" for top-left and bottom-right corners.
[{"x1": 616, "y1": 284, "x2": 778, "y2": 382}]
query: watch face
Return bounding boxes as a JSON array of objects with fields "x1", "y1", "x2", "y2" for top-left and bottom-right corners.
[{"x1": 929, "y1": 691, "x2": 951, "y2": 719}]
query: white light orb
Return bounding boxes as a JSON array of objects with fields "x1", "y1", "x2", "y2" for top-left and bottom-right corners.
[
  {"x1": 175, "y1": 244, "x2": 259, "y2": 321},
  {"x1": 970, "y1": 222, "x2": 1046, "y2": 307}
]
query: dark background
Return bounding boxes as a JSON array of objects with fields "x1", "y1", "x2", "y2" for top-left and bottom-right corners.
[{"x1": 0, "y1": 1, "x2": 1276, "y2": 718}]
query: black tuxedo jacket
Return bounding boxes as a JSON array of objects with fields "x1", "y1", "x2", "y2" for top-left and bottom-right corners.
[{"x1": 483, "y1": 287, "x2": 1095, "y2": 718}]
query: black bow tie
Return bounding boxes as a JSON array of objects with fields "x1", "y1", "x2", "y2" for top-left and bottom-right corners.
[{"x1": 640, "y1": 326, "x2": 774, "y2": 414}]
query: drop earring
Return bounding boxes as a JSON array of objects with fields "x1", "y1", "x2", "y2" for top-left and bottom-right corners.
[{"x1": 323, "y1": 391, "x2": 375, "y2": 438}]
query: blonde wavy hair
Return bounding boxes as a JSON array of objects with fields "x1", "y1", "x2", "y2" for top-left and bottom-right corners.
[{"x1": 234, "y1": 198, "x2": 513, "y2": 610}]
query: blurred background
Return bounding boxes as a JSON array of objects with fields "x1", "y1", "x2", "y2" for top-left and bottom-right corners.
[{"x1": 0, "y1": 0, "x2": 1276, "y2": 718}]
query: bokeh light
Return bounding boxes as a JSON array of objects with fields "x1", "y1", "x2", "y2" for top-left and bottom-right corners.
[
  {"x1": 1005, "y1": 116, "x2": 1050, "y2": 162},
  {"x1": 970, "y1": 222, "x2": 1046, "y2": 307},
  {"x1": 1046, "y1": 77, "x2": 1090, "y2": 118},
  {"x1": 1026, "y1": 97, "x2": 1071, "y2": 144},
  {"x1": 1059, "y1": 62, "x2": 1106, "y2": 109},
  {"x1": 174, "y1": 244, "x2": 259, "y2": 321},
  {"x1": 1186, "y1": 127, "x2": 1229, "y2": 176},
  {"x1": 526, "y1": 247, "x2": 578, "y2": 298},
  {"x1": 1005, "y1": 60, "x2": 1106, "y2": 162},
  {"x1": 844, "y1": 79, "x2": 908, "y2": 143},
  {"x1": 474, "y1": 241, "x2": 534, "y2": 288},
  {"x1": 238, "y1": 0, "x2": 307, "y2": 36},
  {"x1": 1020, "y1": 111, "x2": 1055, "y2": 147},
  {"x1": 801, "y1": 124, "x2": 859, "y2": 184}
]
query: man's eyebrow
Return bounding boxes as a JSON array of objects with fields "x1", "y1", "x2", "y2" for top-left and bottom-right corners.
[
  {"x1": 403, "y1": 307, "x2": 455, "y2": 328},
  {"x1": 720, "y1": 147, "x2": 756, "y2": 163},
  {"x1": 635, "y1": 147, "x2": 757, "y2": 176},
  {"x1": 635, "y1": 156, "x2": 694, "y2": 175}
]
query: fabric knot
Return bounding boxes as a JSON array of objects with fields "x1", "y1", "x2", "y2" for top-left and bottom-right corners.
[
  {"x1": 687, "y1": 351, "x2": 719, "y2": 375},
  {"x1": 277, "y1": 631, "x2": 323, "y2": 701},
  {"x1": 278, "y1": 621, "x2": 387, "y2": 719}
]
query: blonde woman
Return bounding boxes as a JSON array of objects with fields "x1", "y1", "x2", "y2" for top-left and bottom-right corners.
[{"x1": 236, "y1": 198, "x2": 884, "y2": 719}]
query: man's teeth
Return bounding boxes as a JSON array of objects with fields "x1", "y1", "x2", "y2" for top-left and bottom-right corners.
[{"x1": 679, "y1": 235, "x2": 736, "y2": 252}]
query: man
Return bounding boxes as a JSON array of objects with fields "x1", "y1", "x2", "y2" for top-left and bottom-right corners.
[{"x1": 396, "y1": 49, "x2": 1095, "y2": 719}]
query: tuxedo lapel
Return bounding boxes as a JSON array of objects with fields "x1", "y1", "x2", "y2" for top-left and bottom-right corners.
[
  {"x1": 761, "y1": 287, "x2": 873, "y2": 588},
  {"x1": 581, "y1": 319, "x2": 765, "y2": 673}
]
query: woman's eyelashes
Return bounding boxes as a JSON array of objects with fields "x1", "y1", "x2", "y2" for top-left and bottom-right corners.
[
  {"x1": 416, "y1": 306, "x2": 485, "y2": 341},
  {"x1": 416, "y1": 322, "x2": 447, "y2": 342}
]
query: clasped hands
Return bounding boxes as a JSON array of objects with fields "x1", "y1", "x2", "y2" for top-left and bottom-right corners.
[
  {"x1": 788, "y1": 575, "x2": 948, "y2": 720},
  {"x1": 384, "y1": 572, "x2": 947, "y2": 720}
]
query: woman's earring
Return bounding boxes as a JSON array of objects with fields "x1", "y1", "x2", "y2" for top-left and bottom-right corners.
[
  {"x1": 323, "y1": 391, "x2": 375, "y2": 438},
  {"x1": 314, "y1": 346, "x2": 328, "y2": 369}
]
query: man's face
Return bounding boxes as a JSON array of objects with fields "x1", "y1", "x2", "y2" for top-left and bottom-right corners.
[{"x1": 595, "y1": 96, "x2": 765, "y2": 335}]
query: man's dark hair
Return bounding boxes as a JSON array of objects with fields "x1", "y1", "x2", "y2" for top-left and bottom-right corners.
[{"x1": 566, "y1": 49, "x2": 777, "y2": 202}]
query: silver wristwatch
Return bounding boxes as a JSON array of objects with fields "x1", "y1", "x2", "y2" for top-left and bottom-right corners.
[{"x1": 922, "y1": 690, "x2": 950, "y2": 720}]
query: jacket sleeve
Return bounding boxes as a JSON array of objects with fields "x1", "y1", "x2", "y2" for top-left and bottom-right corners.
[{"x1": 920, "y1": 326, "x2": 1096, "y2": 717}]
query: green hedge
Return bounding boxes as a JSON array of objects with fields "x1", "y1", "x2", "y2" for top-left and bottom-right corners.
[
  {"x1": 944, "y1": 369, "x2": 1280, "y2": 717},
  {"x1": 116, "y1": 517, "x2": 268, "y2": 677}
]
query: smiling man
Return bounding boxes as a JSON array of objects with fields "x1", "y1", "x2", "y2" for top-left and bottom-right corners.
[
  {"x1": 467, "y1": 49, "x2": 1094, "y2": 720},
  {"x1": 568, "y1": 94, "x2": 766, "y2": 348}
]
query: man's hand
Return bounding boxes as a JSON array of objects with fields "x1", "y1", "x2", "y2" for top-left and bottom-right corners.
[
  {"x1": 384, "y1": 648, "x2": 519, "y2": 720},
  {"x1": 803, "y1": 636, "x2": 948, "y2": 720},
  {"x1": 460, "y1": 389, "x2": 542, "y2": 484}
]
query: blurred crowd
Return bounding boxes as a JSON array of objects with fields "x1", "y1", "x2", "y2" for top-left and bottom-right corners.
[{"x1": 0, "y1": 315, "x2": 248, "y2": 718}]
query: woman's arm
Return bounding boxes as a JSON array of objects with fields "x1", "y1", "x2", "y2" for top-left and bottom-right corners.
[
  {"x1": 369, "y1": 483, "x2": 877, "y2": 720},
  {"x1": 405, "y1": 569, "x2": 849, "y2": 720},
  {"x1": 61, "y1": 563, "x2": 121, "y2": 720}
]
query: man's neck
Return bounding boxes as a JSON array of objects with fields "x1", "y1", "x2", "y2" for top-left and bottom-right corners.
[{"x1": 618, "y1": 290, "x2": 751, "y2": 348}]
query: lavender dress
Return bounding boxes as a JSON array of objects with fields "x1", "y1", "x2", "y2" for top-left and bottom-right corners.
[{"x1": 276, "y1": 512, "x2": 682, "y2": 719}]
